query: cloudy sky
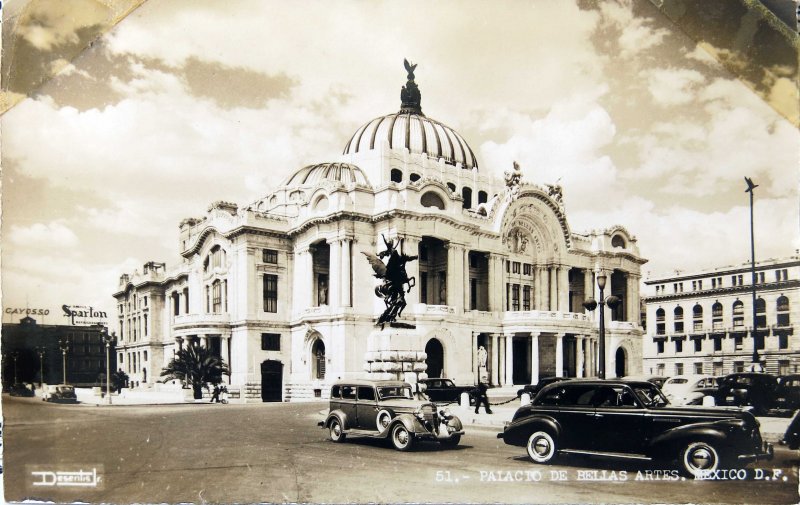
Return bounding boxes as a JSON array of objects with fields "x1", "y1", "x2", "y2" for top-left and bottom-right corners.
[{"x1": 2, "y1": 0, "x2": 798, "y2": 325}]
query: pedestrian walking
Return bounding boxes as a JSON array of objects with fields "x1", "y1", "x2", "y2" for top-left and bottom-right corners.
[
  {"x1": 210, "y1": 384, "x2": 221, "y2": 403},
  {"x1": 220, "y1": 385, "x2": 229, "y2": 404},
  {"x1": 473, "y1": 381, "x2": 492, "y2": 414}
]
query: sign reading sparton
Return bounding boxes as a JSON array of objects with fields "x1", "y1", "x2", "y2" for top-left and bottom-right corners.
[{"x1": 62, "y1": 305, "x2": 108, "y2": 326}]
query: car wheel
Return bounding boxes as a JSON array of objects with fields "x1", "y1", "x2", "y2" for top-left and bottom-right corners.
[
  {"x1": 526, "y1": 431, "x2": 557, "y2": 464},
  {"x1": 329, "y1": 418, "x2": 346, "y2": 443},
  {"x1": 440, "y1": 434, "x2": 461, "y2": 448},
  {"x1": 679, "y1": 441, "x2": 720, "y2": 478},
  {"x1": 391, "y1": 423, "x2": 414, "y2": 451},
  {"x1": 376, "y1": 410, "x2": 393, "y2": 432}
]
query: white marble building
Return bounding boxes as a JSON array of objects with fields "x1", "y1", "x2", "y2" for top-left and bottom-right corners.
[
  {"x1": 642, "y1": 256, "x2": 800, "y2": 377},
  {"x1": 113, "y1": 66, "x2": 646, "y2": 401}
]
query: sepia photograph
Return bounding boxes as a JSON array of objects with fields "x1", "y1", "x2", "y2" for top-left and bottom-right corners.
[{"x1": 1, "y1": 0, "x2": 799, "y2": 503}]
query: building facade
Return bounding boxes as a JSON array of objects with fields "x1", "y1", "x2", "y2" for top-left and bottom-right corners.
[
  {"x1": 642, "y1": 256, "x2": 800, "y2": 377},
  {"x1": 1, "y1": 316, "x2": 116, "y2": 388},
  {"x1": 113, "y1": 66, "x2": 646, "y2": 401}
]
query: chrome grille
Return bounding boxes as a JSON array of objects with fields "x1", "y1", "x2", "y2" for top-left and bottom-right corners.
[{"x1": 421, "y1": 404, "x2": 436, "y2": 421}]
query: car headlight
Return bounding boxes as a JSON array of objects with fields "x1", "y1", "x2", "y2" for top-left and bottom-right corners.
[{"x1": 439, "y1": 408, "x2": 452, "y2": 419}]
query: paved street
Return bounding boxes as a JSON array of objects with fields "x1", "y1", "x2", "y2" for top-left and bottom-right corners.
[{"x1": 2, "y1": 395, "x2": 799, "y2": 504}]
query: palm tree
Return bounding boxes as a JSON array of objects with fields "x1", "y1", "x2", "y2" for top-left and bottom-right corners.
[{"x1": 161, "y1": 344, "x2": 229, "y2": 400}]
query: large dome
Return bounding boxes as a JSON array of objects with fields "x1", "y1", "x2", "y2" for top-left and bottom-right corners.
[
  {"x1": 343, "y1": 61, "x2": 479, "y2": 171},
  {"x1": 283, "y1": 162, "x2": 370, "y2": 187}
]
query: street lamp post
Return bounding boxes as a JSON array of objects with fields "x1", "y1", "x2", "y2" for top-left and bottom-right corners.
[
  {"x1": 12, "y1": 352, "x2": 19, "y2": 385},
  {"x1": 36, "y1": 347, "x2": 45, "y2": 389},
  {"x1": 745, "y1": 177, "x2": 762, "y2": 372},
  {"x1": 582, "y1": 273, "x2": 621, "y2": 379},
  {"x1": 102, "y1": 329, "x2": 116, "y2": 405},
  {"x1": 59, "y1": 338, "x2": 70, "y2": 384}
]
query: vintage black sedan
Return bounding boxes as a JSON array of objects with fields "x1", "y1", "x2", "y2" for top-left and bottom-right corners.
[
  {"x1": 775, "y1": 374, "x2": 800, "y2": 411},
  {"x1": 418, "y1": 378, "x2": 474, "y2": 404},
  {"x1": 714, "y1": 372, "x2": 778, "y2": 415},
  {"x1": 319, "y1": 379, "x2": 464, "y2": 451},
  {"x1": 498, "y1": 379, "x2": 773, "y2": 478}
]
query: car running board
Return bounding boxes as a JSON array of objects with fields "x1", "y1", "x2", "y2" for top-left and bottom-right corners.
[
  {"x1": 343, "y1": 428, "x2": 390, "y2": 438},
  {"x1": 560, "y1": 449, "x2": 652, "y2": 461}
]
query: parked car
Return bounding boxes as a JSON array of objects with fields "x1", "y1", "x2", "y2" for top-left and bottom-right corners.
[
  {"x1": 42, "y1": 384, "x2": 78, "y2": 403},
  {"x1": 418, "y1": 378, "x2": 475, "y2": 404},
  {"x1": 516, "y1": 377, "x2": 568, "y2": 399},
  {"x1": 782, "y1": 409, "x2": 800, "y2": 450},
  {"x1": 661, "y1": 375, "x2": 719, "y2": 406},
  {"x1": 622, "y1": 374, "x2": 669, "y2": 389},
  {"x1": 774, "y1": 375, "x2": 800, "y2": 411},
  {"x1": 714, "y1": 373, "x2": 778, "y2": 415},
  {"x1": 497, "y1": 379, "x2": 773, "y2": 478},
  {"x1": 318, "y1": 379, "x2": 464, "y2": 451},
  {"x1": 8, "y1": 383, "x2": 35, "y2": 397}
]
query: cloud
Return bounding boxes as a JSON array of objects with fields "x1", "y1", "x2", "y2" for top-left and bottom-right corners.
[
  {"x1": 644, "y1": 68, "x2": 706, "y2": 106},
  {"x1": 598, "y1": 0, "x2": 669, "y2": 58},
  {"x1": 8, "y1": 221, "x2": 80, "y2": 248}
]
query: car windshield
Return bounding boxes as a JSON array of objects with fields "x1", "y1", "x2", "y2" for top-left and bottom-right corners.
[
  {"x1": 442, "y1": 380, "x2": 455, "y2": 387},
  {"x1": 667, "y1": 378, "x2": 688, "y2": 385},
  {"x1": 377, "y1": 386, "x2": 413, "y2": 400},
  {"x1": 633, "y1": 385, "x2": 669, "y2": 407},
  {"x1": 56, "y1": 386, "x2": 74, "y2": 393}
]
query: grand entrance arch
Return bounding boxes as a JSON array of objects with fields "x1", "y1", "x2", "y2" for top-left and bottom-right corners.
[
  {"x1": 425, "y1": 339, "x2": 444, "y2": 378},
  {"x1": 615, "y1": 347, "x2": 627, "y2": 378},
  {"x1": 311, "y1": 339, "x2": 326, "y2": 380},
  {"x1": 261, "y1": 360, "x2": 283, "y2": 402}
]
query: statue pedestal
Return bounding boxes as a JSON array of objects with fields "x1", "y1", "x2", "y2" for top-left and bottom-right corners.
[
  {"x1": 363, "y1": 325, "x2": 428, "y2": 384},
  {"x1": 478, "y1": 366, "x2": 489, "y2": 384}
]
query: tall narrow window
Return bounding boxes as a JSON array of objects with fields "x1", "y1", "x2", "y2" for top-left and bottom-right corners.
[
  {"x1": 732, "y1": 300, "x2": 744, "y2": 328},
  {"x1": 656, "y1": 308, "x2": 665, "y2": 335},
  {"x1": 523, "y1": 286, "x2": 531, "y2": 311},
  {"x1": 212, "y1": 280, "x2": 222, "y2": 313},
  {"x1": 777, "y1": 296, "x2": 790, "y2": 326},
  {"x1": 511, "y1": 284, "x2": 520, "y2": 311},
  {"x1": 692, "y1": 304, "x2": 703, "y2": 332},
  {"x1": 674, "y1": 306, "x2": 684, "y2": 334},
  {"x1": 712, "y1": 302, "x2": 723, "y2": 330},
  {"x1": 263, "y1": 274, "x2": 278, "y2": 313},
  {"x1": 755, "y1": 298, "x2": 766, "y2": 328}
]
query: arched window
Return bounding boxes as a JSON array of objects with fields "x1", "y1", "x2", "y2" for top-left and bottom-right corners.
[
  {"x1": 446, "y1": 182, "x2": 456, "y2": 193},
  {"x1": 312, "y1": 339, "x2": 326, "y2": 380},
  {"x1": 478, "y1": 190, "x2": 488, "y2": 204},
  {"x1": 777, "y1": 296, "x2": 790, "y2": 326},
  {"x1": 461, "y1": 187, "x2": 473, "y2": 209},
  {"x1": 732, "y1": 300, "x2": 744, "y2": 328},
  {"x1": 611, "y1": 235, "x2": 626, "y2": 248},
  {"x1": 755, "y1": 297, "x2": 766, "y2": 328},
  {"x1": 673, "y1": 306, "x2": 684, "y2": 333},
  {"x1": 712, "y1": 302, "x2": 723, "y2": 330},
  {"x1": 420, "y1": 191, "x2": 446, "y2": 210},
  {"x1": 692, "y1": 304, "x2": 703, "y2": 332},
  {"x1": 410, "y1": 173, "x2": 421, "y2": 182},
  {"x1": 390, "y1": 169, "x2": 403, "y2": 183},
  {"x1": 656, "y1": 308, "x2": 665, "y2": 335},
  {"x1": 312, "y1": 195, "x2": 328, "y2": 212}
]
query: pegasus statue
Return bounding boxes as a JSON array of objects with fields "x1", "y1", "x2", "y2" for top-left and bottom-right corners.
[{"x1": 362, "y1": 235, "x2": 418, "y2": 328}]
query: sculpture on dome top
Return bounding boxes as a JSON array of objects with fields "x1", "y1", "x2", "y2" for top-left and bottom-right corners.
[
  {"x1": 362, "y1": 235, "x2": 418, "y2": 328},
  {"x1": 504, "y1": 161, "x2": 523, "y2": 198},
  {"x1": 400, "y1": 59, "x2": 423, "y2": 115}
]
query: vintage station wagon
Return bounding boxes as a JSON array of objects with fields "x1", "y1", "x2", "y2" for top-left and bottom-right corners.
[
  {"x1": 319, "y1": 379, "x2": 464, "y2": 451},
  {"x1": 498, "y1": 379, "x2": 773, "y2": 478}
]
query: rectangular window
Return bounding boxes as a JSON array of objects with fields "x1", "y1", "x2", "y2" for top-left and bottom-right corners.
[
  {"x1": 357, "y1": 387, "x2": 375, "y2": 401},
  {"x1": 778, "y1": 313, "x2": 790, "y2": 326},
  {"x1": 712, "y1": 278, "x2": 717, "y2": 288},
  {"x1": 713, "y1": 337, "x2": 722, "y2": 351},
  {"x1": 656, "y1": 323, "x2": 665, "y2": 336},
  {"x1": 261, "y1": 333, "x2": 280, "y2": 351},
  {"x1": 675, "y1": 363, "x2": 684, "y2": 375},
  {"x1": 505, "y1": 261, "x2": 510, "y2": 273},
  {"x1": 470, "y1": 278, "x2": 478, "y2": 310},
  {"x1": 212, "y1": 282, "x2": 222, "y2": 313},
  {"x1": 674, "y1": 321, "x2": 684, "y2": 334},
  {"x1": 511, "y1": 284, "x2": 520, "y2": 311},
  {"x1": 759, "y1": 272, "x2": 765, "y2": 284},
  {"x1": 738, "y1": 274, "x2": 743, "y2": 285},
  {"x1": 263, "y1": 249, "x2": 278, "y2": 264},
  {"x1": 693, "y1": 320, "x2": 703, "y2": 332},
  {"x1": 693, "y1": 339, "x2": 702, "y2": 353},
  {"x1": 656, "y1": 340, "x2": 664, "y2": 354},
  {"x1": 523, "y1": 286, "x2": 531, "y2": 311},
  {"x1": 731, "y1": 275, "x2": 737, "y2": 286},
  {"x1": 694, "y1": 362, "x2": 703, "y2": 375},
  {"x1": 523, "y1": 264, "x2": 532, "y2": 275},
  {"x1": 780, "y1": 360, "x2": 790, "y2": 375},
  {"x1": 675, "y1": 339, "x2": 683, "y2": 353},
  {"x1": 734, "y1": 335, "x2": 743, "y2": 350},
  {"x1": 692, "y1": 281, "x2": 697, "y2": 291},
  {"x1": 776, "y1": 270, "x2": 782, "y2": 282},
  {"x1": 263, "y1": 274, "x2": 278, "y2": 313},
  {"x1": 512, "y1": 262, "x2": 520, "y2": 274},
  {"x1": 734, "y1": 361, "x2": 744, "y2": 373},
  {"x1": 698, "y1": 280, "x2": 702, "y2": 290}
]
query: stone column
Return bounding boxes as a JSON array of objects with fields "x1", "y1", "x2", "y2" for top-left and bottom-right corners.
[
  {"x1": 488, "y1": 254, "x2": 498, "y2": 312},
  {"x1": 491, "y1": 334, "x2": 499, "y2": 386},
  {"x1": 504, "y1": 333, "x2": 514, "y2": 386},
  {"x1": 559, "y1": 266, "x2": 570, "y2": 312},
  {"x1": 328, "y1": 238, "x2": 341, "y2": 307},
  {"x1": 463, "y1": 249, "x2": 471, "y2": 312},
  {"x1": 341, "y1": 238, "x2": 352, "y2": 307},
  {"x1": 292, "y1": 249, "x2": 306, "y2": 314},
  {"x1": 404, "y1": 237, "x2": 420, "y2": 307},
  {"x1": 555, "y1": 333, "x2": 564, "y2": 377},
  {"x1": 584, "y1": 268, "x2": 594, "y2": 308},
  {"x1": 534, "y1": 266, "x2": 543, "y2": 310},
  {"x1": 531, "y1": 332, "x2": 540, "y2": 384},
  {"x1": 446, "y1": 244, "x2": 463, "y2": 310},
  {"x1": 576, "y1": 336, "x2": 585, "y2": 378},
  {"x1": 221, "y1": 336, "x2": 231, "y2": 383},
  {"x1": 549, "y1": 267, "x2": 558, "y2": 311}
]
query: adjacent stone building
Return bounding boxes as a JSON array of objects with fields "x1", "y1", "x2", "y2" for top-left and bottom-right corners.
[
  {"x1": 113, "y1": 65, "x2": 646, "y2": 401},
  {"x1": 642, "y1": 255, "x2": 800, "y2": 376}
]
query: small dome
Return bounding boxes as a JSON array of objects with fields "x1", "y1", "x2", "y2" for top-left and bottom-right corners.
[
  {"x1": 282, "y1": 162, "x2": 370, "y2": 187},
  {"x1": 343, "y1": 60, "x2": 478, "y2": 171}
]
